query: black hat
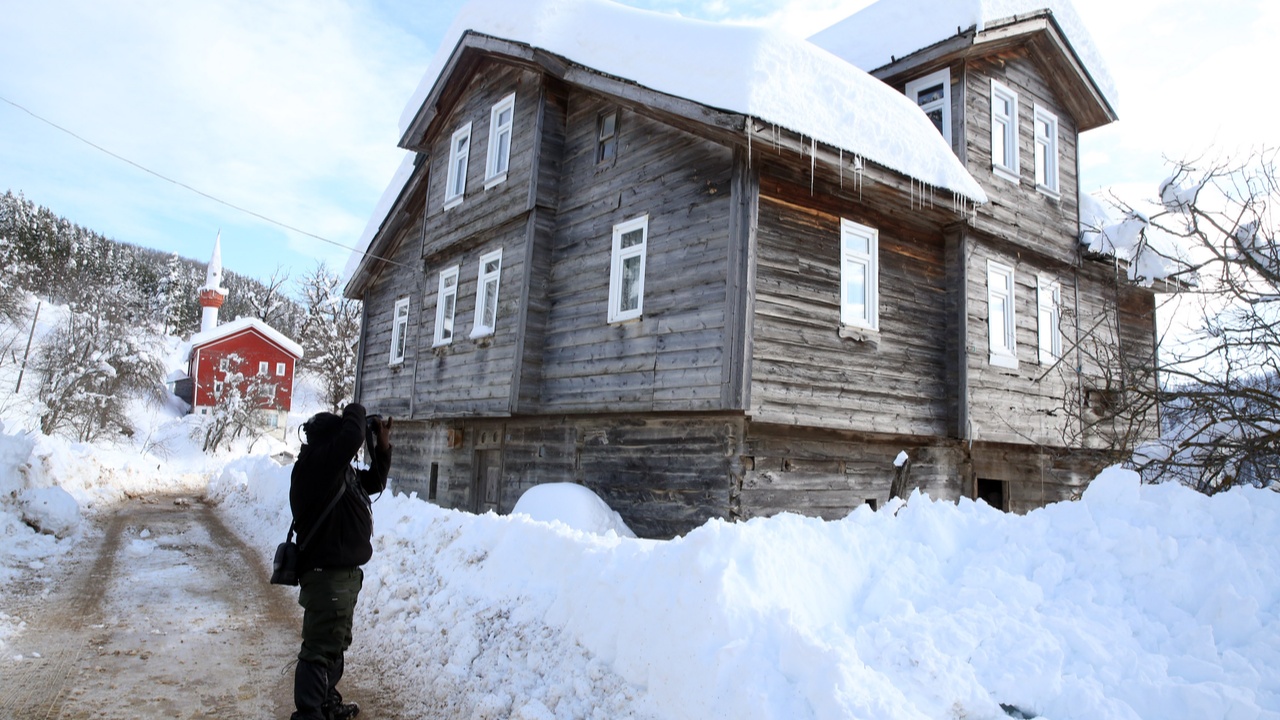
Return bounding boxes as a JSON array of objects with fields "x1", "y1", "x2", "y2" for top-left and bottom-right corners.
[{"x1": 302, "y1": 412, "x2": 342, "y2": 444}]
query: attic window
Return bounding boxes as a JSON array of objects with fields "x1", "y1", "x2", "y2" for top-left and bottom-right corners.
[
  {"x1": 597, "y1": 110, "x2": 619, "y2": 164},
  {"x1": 485, "y1": 92, "x2": 515, "y2": 187},
  {"x1": 258, "y1": 361, "x2": 269, "y2": 376},
  {"x1": 445, "y1": 122, "x2": 472, "y2": 208},
  {"x1": 609, "y1": 214, "x2": 648, "y2": 323},
  {"x1": 990, "y1": 80, "x2": 1020, "y2": 183},
  {"x1": 905, "y1": 68, "x2": 951, "y2": 147},
  {"x1": 276, "y1": 362, "x2": 286, "y2": 376},
  {"x1": 1033, "y1": 104, "x2": 1060, "y2": 196}
]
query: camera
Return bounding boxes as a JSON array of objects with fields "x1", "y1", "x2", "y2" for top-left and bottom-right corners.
[{"x1": 365, "y1": 414, "x2": 383, "y2": 455}]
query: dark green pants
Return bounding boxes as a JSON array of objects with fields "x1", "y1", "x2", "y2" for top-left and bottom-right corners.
[{"x1": 297, "y1": 567, "x2": 363, "y2": 667}]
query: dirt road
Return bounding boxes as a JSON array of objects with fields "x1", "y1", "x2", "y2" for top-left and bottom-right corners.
[{"x1": 0, "y1": 495, "x2": 402, "y2": 719}]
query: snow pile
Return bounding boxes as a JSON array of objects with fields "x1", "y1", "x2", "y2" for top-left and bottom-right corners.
[
  {"x1": 205, "y1": 463, "x2": 1280, "y2": 719},
  {"x1": 1079, "y1": 192, "x2": 1180, "y2": 284},
  {"x1": 510, "y1": 482, "x2": 636, "y2": 538},
  {"x1": 809, "y1": 0, "x2": 1117, "y2": 114}
]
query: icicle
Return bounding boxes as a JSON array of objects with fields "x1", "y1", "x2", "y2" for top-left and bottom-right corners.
[{"x1": 810, "y1": 136, "x2": 816, "y2": 196}]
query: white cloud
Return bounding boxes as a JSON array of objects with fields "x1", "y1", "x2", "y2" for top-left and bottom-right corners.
[{"x1": 0, "y1": 0, "x2": 429, "y2": 278}]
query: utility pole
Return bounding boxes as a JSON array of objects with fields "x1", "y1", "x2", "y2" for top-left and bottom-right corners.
[{"x1": 14, "y1": 300, "x2": 40, "y2": 393}]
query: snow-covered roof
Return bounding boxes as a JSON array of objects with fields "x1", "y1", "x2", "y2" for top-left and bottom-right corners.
[
  {"x1": 188, "y1": 317, "x2": 304, "y2": 359},
  {"x1": 402, "y1": 0, "x2": 986, "y2": 203},
  {"x1": 809, "y1": 0, "x2": 1118, "y2": 116}
]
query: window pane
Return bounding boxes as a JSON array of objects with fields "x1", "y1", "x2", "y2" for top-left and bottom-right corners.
[
  {"x1": 1036, "y1": 143, "x2": 1048, "y2": 182},
  {"x1": 485, "y1": 259, "x2": 500, "y2": 274},
  {"x1": 444, "y1": 274, "x2": 457, "y2": 288},
  {"x1": 482, "y1": 280, "x2": 498, "y2": 327},
  {"x1": 844, "y1": 233, "x2": 869, "y2": 255},
  {"x1": 621, "y1": 255, "x2": 642, "y2": 312},
  {"x1": 442, "y1": 295, "x2": 455, "y2": 338},
  {"x1": 497, "y1": 133, "x2": 510, "y2": 173},
  {"x1": 845, "y1": 263, "x2": 866, "y2": 316},
  {"x1": 621, "y1": 228, "x2": 644, "y2": 249},
  {"x1": 926, "y1": 109, "x2": 944, "y2": 134},
  {"x1": 600, "y1": 113, "x2": 616, "y2": 139},
  {"x1": 499, "y1": 107, "x2": 513, "y2": 126},
  {"x1": 917, "y1": 84, "x2": 944, "y2": 106},
  {"x1": 993, "y1": 124, "x2": 1007, "y2": 166}
]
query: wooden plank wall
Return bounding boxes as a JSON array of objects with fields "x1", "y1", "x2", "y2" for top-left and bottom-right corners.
[
  {"x1": 538, "y1": 89, "x2": 736, "y2": 414},
  {"x1": 391, "y1": 414, "x2": 738, "y2": 539},
  {"x1": 964, "y1": 239, "x2": 1078, "y2": 447},
  {"x1": 749, "y1": 163, "x2": 955, "y2": 438},
  {"x1": 357, "y1": 210, "x2": 427, "y2": 419},
  {"x1": 421, "y1": 61, "x2": 542, "y2": 258},
  {"x1": 416, "y1": 218, "x2": 527, "y2": 416},
  {"x1": 962, "y1": 49, "x2": 1081, "y2": 266},
  {"x1": 739, "y1": 424, "x2": 968, "y2": 520}
]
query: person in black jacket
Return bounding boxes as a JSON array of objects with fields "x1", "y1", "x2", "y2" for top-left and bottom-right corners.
[{"x1": 289, "y1": 403, "x2": 391, "y2": 720}]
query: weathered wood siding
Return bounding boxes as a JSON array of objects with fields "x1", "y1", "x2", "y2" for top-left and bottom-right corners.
[
  {"x1": 963, "y1": 49, "x2": 1081, "y2": 265},
  {"x1": 964, "y1": 240, "x2": 1078, "y2": 446},
  {"x1": 739, "y1": 424, "x2": 967, "y2": 521},
  {"x1": 538, "y1": 90, "x2": 736, "y2": 413},
  {"x1": 749, "y1": 162, "x2": 955, "y2": 437},
  {"x1": 421, "y1": 61, "x2": 542, "y2": 258},
  {"x1": 356, "y1": 201, "x2": 427, "y2": 419},
  {"x1": 390, "y1": 414, "x2": 738, "y2": 539},
  {"x1": 416, "y1": 217, "x2": 527, "y2": 416}
]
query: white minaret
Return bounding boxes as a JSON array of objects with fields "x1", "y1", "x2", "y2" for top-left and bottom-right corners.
[{"x1": 198, "y1": 232, "x2": 228, "y2": 334}]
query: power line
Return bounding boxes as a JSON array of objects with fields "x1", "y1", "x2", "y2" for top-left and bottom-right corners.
[{"x1": 0, "y1": 93, "x2": 416, "y2": 272}]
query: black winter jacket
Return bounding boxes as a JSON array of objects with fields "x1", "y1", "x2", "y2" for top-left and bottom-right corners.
[{"x1": 289, "y1": 404, "x2": 391, "y2": 570}]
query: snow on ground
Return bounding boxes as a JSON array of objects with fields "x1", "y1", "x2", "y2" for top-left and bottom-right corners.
[
  {"x1": 4, "y1": 302, "x2": 1280, "y2": 719},
  {"x1": 209, "y1": 457, "x2": 1280, "y2": 720}
]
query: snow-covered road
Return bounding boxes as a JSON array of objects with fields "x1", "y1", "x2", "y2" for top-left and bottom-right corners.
[{"x1": 0, "y1": 495, "x2": 402, "y2": 719}]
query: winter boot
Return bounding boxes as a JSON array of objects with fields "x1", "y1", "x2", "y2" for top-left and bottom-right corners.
[
  {"x1": 291, "y1": 659, "x2": 329, "y2": 720},
  {"x1": 323, "y1": 700, "x2": 360, "y2": 720},
  {"x1": 323, "y1": 655, "x2": 359, "y2": 719}
]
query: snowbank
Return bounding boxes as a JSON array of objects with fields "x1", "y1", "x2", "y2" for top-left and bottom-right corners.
[{"x1": 207, "y1": 463, "x2": 1280, "y2": 719}]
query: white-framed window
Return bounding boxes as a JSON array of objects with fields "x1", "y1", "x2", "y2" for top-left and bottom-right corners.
[
  {"x1": 218, "y1": 357, "x2": 228, "y2": 372},
  {"x1": 433, "y1": 265, "x2": 460, "y2": 346},
  {"x1": 258, "y1": 361, "x2": 268, "y2": 376},
  {"x1": 839, "y1": 219, "x2": 879, "y2": 331},
  {"x1": 390, "y1": 296, "x2": 410, "y2": 365},
  {"x1": 1033, "y1": 104, "x2": 1060, "y2": 195},
  {"x1": 1037, "y1": 274, "x2": 1062, "y2": 365},
  {"x1": 987, "y1": 260, "x2": 1018, "y2": 368},
  {"x1": 471, "y1": 249, "x2": 503, "y2": 338},
  {"x1": 276, "y1": 362, "x2": 286, "y2": 376},
  {"x1": 597, "y1": 109, "x2": 619, "y2": 164},
  {"x1": 990, "y1": 79, "x2": 1020, "y2": 183},
  {"x1": 905, "y1": 68, "x2": 951, "y2": 147},
  {"x1": 444, "y1": 122, "x2": 472, "y2": 208},
  {"x1": 485, "y1": 93, "x2": 515, "y2": 188},
  {"x1": 608, "y1": 215, "x2": 648, "y2": 323},
  {"x1": 213, "y1": 379, "x2": 224, "y2": 396}
]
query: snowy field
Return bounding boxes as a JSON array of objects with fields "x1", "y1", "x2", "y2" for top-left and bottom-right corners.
[{"x1": 2, "y1": 303, "x2": 1279, "y2": 719}]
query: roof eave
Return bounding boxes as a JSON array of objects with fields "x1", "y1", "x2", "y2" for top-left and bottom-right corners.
[{"x1": 869, "y1": 13, "x2": 1117, "y2": 132}]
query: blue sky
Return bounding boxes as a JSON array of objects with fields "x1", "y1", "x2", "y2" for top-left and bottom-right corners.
[{"x1": 1, "y1": 0, "x2": 1273, "y2": 287}]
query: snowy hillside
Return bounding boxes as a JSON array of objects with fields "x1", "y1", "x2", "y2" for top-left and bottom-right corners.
[{"x1": 2, "y1": 299, "x2": 1278, "y2": 719}]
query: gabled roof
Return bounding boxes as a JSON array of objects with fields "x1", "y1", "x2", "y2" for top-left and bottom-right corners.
[
  {"x1": 399, "y1": 0, "x2": 987, "y2": 204},
  {"x1": 809, "y1": 0, "x2": 1117, "y2": 130},
  {"x1": 189, "y1": 317, "x2": 304, "y2": 359}
]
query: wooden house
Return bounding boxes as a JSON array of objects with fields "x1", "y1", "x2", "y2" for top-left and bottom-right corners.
[{"x1": 344, "y1": 0, "x2": 1158, "y2": 538}]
